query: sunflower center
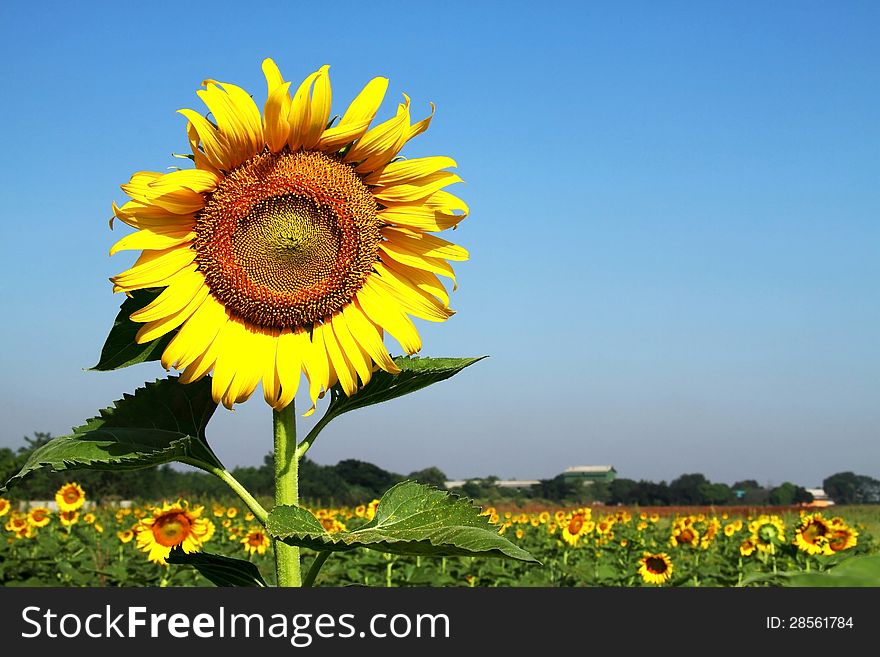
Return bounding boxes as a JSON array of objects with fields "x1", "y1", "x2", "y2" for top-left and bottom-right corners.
[
  {"x1": 568, "y1": 515, "x2": 584, "y2": 535},
  {"x1": 153, "y1": 512, "x2": 192, "y2": 547},
  {"x1": 64, "y1": 491, "x2": 79, "y2": 503},
  {"x1": 195, "y1": 149, "x2": 380, "y2": 329},
  {"x1": 645, "y1": 556, "x2": 668, "y2": 574},
  {"x1": 801, "y1": 521, "x2": 827, "y2": 544}
]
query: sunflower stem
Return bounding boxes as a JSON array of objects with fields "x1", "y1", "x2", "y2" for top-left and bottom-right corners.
[
  {"x1": 189, "y1": 460, "x2": 268, "y2": 526},
  {"x1": 303, "y1": 551, "x2": 332, "y2": 587},
  {"x1": 274, "y1": 403, "x2": 302, "y2": 587}
]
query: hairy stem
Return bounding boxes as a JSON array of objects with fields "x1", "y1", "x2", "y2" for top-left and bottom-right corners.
[{"x1": 274, "y1": 403, "x2": 301, "y2": 587}]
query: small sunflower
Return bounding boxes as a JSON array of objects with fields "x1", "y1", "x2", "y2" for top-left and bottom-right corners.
[
  {"x1": 109, "y1": 59, "x2": 467, "y2": 412},
  {"x1": 749, "y1": 515, "x2": 786, "y2": 554},
  {"x1": 827, "y1": 521, "x2": 858, "y2": 553},
  {"x1": 59, "y1": 510, "x2": 80, "y2": 527},
  {"x1": 0, "y1": 498, "x2": 10, "y2": 517},
  {"x1": 793, "y1": 512, "x2": 834, "y2": 556},
  {"x1": 55, "y1": 483, "x2": 86, "y2": 512},
  {"x1": 241, "y1": 527, "x2": 271, "y2": 555},
  {"x1": 27, "y1": 507, "x2": 51, "y2": 528},
  {"x1": 136, "y1": 501, "x2": 216, "y2": 564},
  {"x1": 117, "y1": 529, "x2": 135, "y2": 543},
  {"x1": 638, "y1": 552, "x2": 674, "y2": 585},
  {"x1": 669, "y1": 520, "x2": 699, "y2": 549},
  {"x1": 740, "y1": 538, "x2": 757, "y2": 557},
  {"x1": 561, "y1": 512, "x2": 588, "y2": 547}
]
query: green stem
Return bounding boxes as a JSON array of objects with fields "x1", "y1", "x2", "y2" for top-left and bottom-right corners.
[
  {"x1": 303, "y1": 551, "x2": 332, "y2": 587},
  {"x1": 186, "y1": 460, "x2": 269, "y2": 525},
  {"x1": 295, "y1": 409, "x2": 334, "y2": 460},
  {"x1": 274, "y1": 403, "x2": 301, "y2": 587}
]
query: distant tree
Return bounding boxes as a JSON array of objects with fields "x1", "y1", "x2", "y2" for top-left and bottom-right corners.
[
  {"x1": 823, "y1": 472, "x2": 880, "y2": 504},
  {"x1": 532, "y1": 475, "x2": 579, "y2": 502},
  {"x1": 668, "y1": 473, "x2": 710, "y2": 505},
  {"x1": 697, "y1": 482, "x2": 734, "y2": 505},
  {"x1": 407, "y1": 467, "x2": 448, "y2": 489},
  {"x1": 608, "y1": 478, "x2": 639, "y2": 505},
  {"x1": 768, "y1": 482, "x2": 813, "y2": 506}
]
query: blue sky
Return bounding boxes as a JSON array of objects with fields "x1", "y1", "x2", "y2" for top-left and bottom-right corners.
[{"x1": 0, "y1": 1, "x2": 877, "y2": 488}]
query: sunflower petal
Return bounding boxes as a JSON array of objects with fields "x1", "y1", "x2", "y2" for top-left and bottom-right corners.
[
  {"x1": 344, "y1": 95, "x2": 411, "y2": 173},
  {"x1": 274, "y1": 329, "x2": 307, "y2": 410},
  {"x1": 303, "y1": 65, "x2": 331, "y2": 150},
  {"x1": 323, "y1": 318, "x2": 358, "y2": 397},
  {"x1": 161, "y1": 294, "x2": 228, "y2": 370},
  {"x1": 355, "y1": 281, "x2": 422, "y2": 354},
  {"x1": 178, "y1": 108, "x2": 234, "y2": 171},
  {"x1": 377, "y1": 205, "x2": 465, "y2": 232},
  {"x1": 128, "y1": 266, "x2": 204, "y2": 322},
  {"x1": 287, "y1": 70, "x2": 320, "y2": 152},
  {"x1": 382, "y1": 226, "x2": 469, "y2": 261},
  {"x1": 342, "y1": 302, "x2": 400, "y2": 374},
  {"x1": 111, "y1": 246, "x2": 197, "y2": 292},
  {"x1": 109, "y1": 227, "x2": 195, "y2": 256},
  {"x1": 330, "y1": 311, "x2": 373, "y2": 387},
  {"x1": 363, "y1": 155, "x2": 457, "y2": 186},
  {"x1": 134, "y1": 283, "x2": 209, "y2": 344},
  {"x1": 318, "y1": 76, "x2": 388, "y2": 151},
  {"x1": 372, "y1": 171, "x2": 463, "y2": 203}
]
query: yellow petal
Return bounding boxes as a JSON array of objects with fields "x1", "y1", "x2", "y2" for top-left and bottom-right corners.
[
  {"x1": 111, "y1": 246, "x2": 197, "y2": 292},
  {"x1": 299, "y1": 322, "x2": 330, "y2": 410},
  {"x1": 178, "y1": 108, "x2": 234, "y2": 171},
  {"x1": 197, "y1": 82, "x2": 261, "y2": 168},
  {"x1": 344, "y1": 95, "x2": 411, "y2": 173},
  {"x1": 364, "y1": 273, "x2": 452, "y2": 323},
  {"x1": 318, "y1": 76, "x2": 388, "y2": 151},
  {"x1": 406, "y1": 102, "x2": 435, "y2": 142},
  {"x1": 378, "y1": 245, "x2": 458, "y2": 288},
  {"x1": 303, "y1": 65, "x2": 331, "y2": 150},
  {"x1": 377, "y1": 205, "x2": 465, "y2": 232},
  {"x1": 264, "y1": 81, "x2": 292, "y2": 152},
  {"x1": 363, "y1": 155, "x2": 457, "y2": 186},
  {"x1": 323, "y1": 318, "x2": 358, "y2": 397},
  {"x1": 355, "y1": 282, "x2": 422, "y2": 354},
  {"x1": 382, "y1": 226, "x2": 469, "y2": 261},
  {"x1": 330, "y1": 311, "x2": 373, "y2": 387},
  {"x1": 112, "y1": 200, "x2": 197, "y2": 231},
  {"x1": 129, "y1": 267, "x2": 204, "y2": 322},
  {"x1": 134, "y1": 283, "x2": 209, "y2": 344},
  {"x1": 162, "y1": 295, "x2": 228, "y2": 370},
  {"x1": 374, "y1": 261, "x2": 452, "y2": 317},
  {"x1": 342, "y1": 302, "x2": 400, "y2": 374},
  {"x1": 287, "y1": 70, "x2": 320, "y2": 152},
  {"x1": 185, "y1": 119, "x2": 223, "y2": 176},
  {"x1": 372, "y1": 171, "x2": 463, "y2": 203},
  {"x1": 274, "y1": 329, "x2": 307, "y2": 410},
  {"x1": 379, "y1": 257, "x2": 450, "y2": 306},
  {"x1": 109, "y1": 227, "x2": 195, "y2": 256}
]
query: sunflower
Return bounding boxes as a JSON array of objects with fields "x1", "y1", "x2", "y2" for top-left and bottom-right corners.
[
  {"x1": 749, "y1": 515, "x2": 786, "y2": 554},
  {"x1": 793, "y1": 513, "x2": 834, "y2": 556},
  {"x1": 739, "y1": 538, "x2": 757, "y2": 557},
  {"x1": 638, "y1": 552, "x2": 674, "y2": 585},
  {"x1": 109, "y1": 59, "x2": 467, "y2": 411},
  {"x1": 561, "y1": 512, "x2": 588, "y2": 546},
  {"x1": 0, "y1": 498, "x2": 10, "y2": 517},
  {"x1": 27, "y1": 507, "x2": 51, "y2": 528},
  {"x1": 669, "y1": 520, "x2": 699, "y2": 549},
  {"x1": 59, "y1": 510, "x2": 80, "y2": 527},
  {"x1": 117, "y1": 529, "x2": 135, "y2": 543},
  {"x1": 827, "y1": 521, "x2": 858, "y2": 553},
  {"x1": 241, "y1": 527, "x2": 271, "y2": 555},
  {"x1": 136, "y1": 501, "x2": 216, "y2": 564},
  {"x1": 55, "y1": 482, "x2": 86, "y2": 512}
]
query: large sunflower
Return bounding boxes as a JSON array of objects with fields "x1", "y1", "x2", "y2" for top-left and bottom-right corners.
[
  {"x1": 109, "y1": 59, "x2": 467, "y2": 411},
  {"x1": 638, "y1": 552, "x2": 674, "y2": 585}
]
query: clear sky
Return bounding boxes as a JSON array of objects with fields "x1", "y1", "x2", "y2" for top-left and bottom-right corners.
[{"x1": 0, "y1": 0, "x2": 877, "y2": 489}]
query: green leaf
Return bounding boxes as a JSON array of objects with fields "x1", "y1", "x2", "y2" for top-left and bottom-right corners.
[
  {"x1": 1, "y1": 376, "x2": 222, "y2": 492},
  {"x1": 92, "y1": 288, "x2": 175, "y2": 371},
  {"x1": 167, "y1": 549, "x2": 267, "y2": 587},
  {"x1": 319, "y1": 356, "x2": 486, "y2": 424},
  {"x1": 268, "y1": 481, "x2": 538, "y2": 563},
  {"x1": 784, "y1": 555, "x2": 880, "y2": 587}
]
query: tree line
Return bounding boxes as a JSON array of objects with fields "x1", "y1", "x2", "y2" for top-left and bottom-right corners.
[{"x1": 1, "y1": 433, "x2": 878, "y2": 506}]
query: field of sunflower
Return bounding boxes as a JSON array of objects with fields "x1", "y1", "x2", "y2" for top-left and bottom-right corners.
[{"x1": 1, "y1": 484, "x2": 874, "y2": 587}]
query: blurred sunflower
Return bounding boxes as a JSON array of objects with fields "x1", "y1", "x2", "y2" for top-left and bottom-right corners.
[
  {"x1": 561, "y1": 512, "x2": 588, "y2": 547},
  {"x1": 638, "y1": 552, "x2": 674, "y2": 585},
  {"x1": 748, "y1": 515, "x2": 785, "y2": 554},
  {"x1": 827, "y1": 521, "x2": 858, "y2": 553},
  {"x1": 118, "y1": 529, "x2": 135, "y2": 543},
  {"x1": 109, "y1": 59, "x2": 467, "y2": 411},
  {"x1": 241, "y1": 527, "x2": 271, "y2": 555},
  {"x1": 55, "y1": 483, "x2": 86, "y2": 512},
  {"x1": 793, "y1": 512, "x2": 833, "y2": 556},
  {"x1": 59, "y1": 510, "x2": 80, "y2": 527},
  {"x1": 0, "y1": 498, "x2": 9, "y2": 517},
  {"x1": 136, "y1": 501, "x2": 216, "y2": 564},
  {"x1": 27, "y1": 507, "x2": 51, "y2": 528}
]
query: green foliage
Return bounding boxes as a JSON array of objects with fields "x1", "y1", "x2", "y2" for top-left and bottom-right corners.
[
  {"x1": 92, "y1": 289, "x2": 174, "y2": 371},
  {"x1": 268, "y1": 481, "x2": 538, "y2": 562},
  {"x1": 783, "y1": 555, "x2": 880, "y2": 587},
  {"x1": 167, "y1": 548, "x2": 268, "y2": 587},
  {"x1": 823, "y1": 472, "x2": 880, "y2": 504},
  {"x1": 2, "y1": 377, "x2": 223, "y2": 493},
  {"x1": 768, "y1": 482, "x2": 813, "y2": 506},
  {"x1": 317, "y1": 356, "x2": 485, "y2": 426}
]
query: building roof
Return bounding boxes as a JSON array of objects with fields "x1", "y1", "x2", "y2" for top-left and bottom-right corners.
[{"x1": 563, "y1": 465, "x2": 616, "y2": 474}]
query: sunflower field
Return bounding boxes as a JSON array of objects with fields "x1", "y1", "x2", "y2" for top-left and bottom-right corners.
[{"x1": 1, "y1": 484, "x2": 876, "y2": 587}]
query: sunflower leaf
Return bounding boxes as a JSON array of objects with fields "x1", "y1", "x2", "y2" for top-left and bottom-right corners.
[
  {"x1": 268, "y1": 480, "x2": 539, "y2": 563},
  {"x1": 1, "y1": 376, "x2": 222, "y2": 492},
  {"x1": 318, "y1": 356, "x2": 486, "y2": 425},
  {"x1": 167, "y1": 549, "x2": 267, "y2": 587},
  {"x1": 91, "y1": 288, "x2": 175, "y2": 371}
]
